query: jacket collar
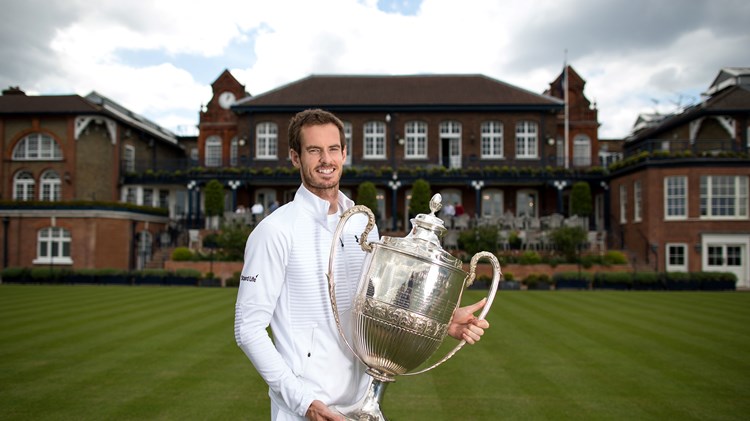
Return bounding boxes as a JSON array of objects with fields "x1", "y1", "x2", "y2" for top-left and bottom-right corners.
[{"x1": 295, "y1": 184, "x2": 354, "y2": 227}]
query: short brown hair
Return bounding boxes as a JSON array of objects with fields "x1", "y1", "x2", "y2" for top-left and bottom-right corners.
[{"x1": 288, "y1": 109, "x2": 346, "y2": 154}]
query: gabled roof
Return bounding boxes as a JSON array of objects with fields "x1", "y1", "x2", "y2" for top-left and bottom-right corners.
[
  {"x1": 0, "y1": 92, "x2": 100, "y2": 114},
  {"x1": 234, "y1": 74, "x2": 563, "y2": 112},
  {"x1": 704, "y1": 67, "x2": 750, "y2": 96}
]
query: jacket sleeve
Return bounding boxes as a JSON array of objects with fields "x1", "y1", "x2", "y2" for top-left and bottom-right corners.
[{"x1": 234, "y1": 220, "x2": 315, "y2": 416}]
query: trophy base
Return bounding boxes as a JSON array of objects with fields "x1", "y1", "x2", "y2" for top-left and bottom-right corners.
[{"x1": 333, "y1": 379, "x2": 389, "y2": 421}]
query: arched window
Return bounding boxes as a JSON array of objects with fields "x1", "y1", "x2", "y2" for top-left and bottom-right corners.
[
  {"x1": 13, "y1": 133, "x2": 63, "y2": 160},
  {"x1": 256, "y1": 122, "x2": 278, "y2": 159},
  {"x1": 40, "y1": 170, "x2": 61, "y2": 201},
  {"x1": 363, "y1": 121, "x2": 386, "y2": 159},
  {"x1": 35, "y1": 227, "x2": 72, "y2": 264},
  {"x1": 13, "y1": 171, "x2": 35, "y2": 201},
  {"x1": 205, "y1": 136, "x2": 222, "y2": 167},
  {"x1": 516, "y1": 189, "x2": 539, "y2": 218},
  {"x1": 573, "y1": 134, "x2": 591, "y2": 167},
  {"x1": 482, "y1": 189, "x2": 504, "y2": 218},
  {"x1": 481, "y1": 121, "x2": 504, "y2": 158}
]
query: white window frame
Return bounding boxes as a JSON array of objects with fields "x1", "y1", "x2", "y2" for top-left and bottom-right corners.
[
  {"x1": 13, "y1": 171, "x2": 35, "y2": 201},
  {"x1": 343, "y1": 121, "x2": 353, "y2": 166},
  {"x1": 256, "y1": 122, "x2": 278, "y2": 160},
  {"x1": 205, "y1": 135, "x2": 222, "y2": 167},
  {"x1": 700, "y1": 175, "x2": 749, "y2": 219},
  {"x1": 405, "y1": 121, "x2": 428, "y2": 159},
  {"x1": 481, "y1": 121, "x2": 504, "y2": 159},
  {"x1": 123, "y1": 145, "x2": 136, "y2": 173},
  {"x1": 665, "y1": 243, "x2": 688, "y2": 272},
  {"x1": 664, "y1": 176, "x2": 688, "y2": 220},
  {"x1": 515, "y1": 121, "x2": 538, "y2": 159},
  {"x1": 12, "y1": 133, "x2": 63, "y2": 161},
  {"x1": 633, "y1": 180, "x2": 642, "y2": 222},
  {"x1": 573, "y1": 134, "x2": 591, "y2": 167},
  {"x1": 34, "y1": 227, "x2": 72, "y2": 265},
  {"x1": 363, "y1": 121, "x2": 386, "y2": 159},
  {"x1": 230, "y1": 137, "x2": 239, "y2": 167},
  {"x1": 40, "y1": 170, "x2": 61, "y2": 202},
  {"x1": 619, "y1": 184, "x2": 628, "y2": 224}
]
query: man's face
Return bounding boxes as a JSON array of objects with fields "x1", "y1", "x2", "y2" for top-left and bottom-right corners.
[{"x1": 290, "y1": 123, "x2": 346, "y2": 196}]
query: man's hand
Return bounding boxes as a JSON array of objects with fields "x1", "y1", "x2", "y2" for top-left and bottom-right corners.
[
  {"x1": 306, "y1": 400, "x2": 344, "y2": 421},
  {"x1": 447, "y1": 297, "x2": 490, "y2": 344}
]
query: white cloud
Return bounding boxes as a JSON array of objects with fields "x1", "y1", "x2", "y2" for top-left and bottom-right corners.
[{"x1": 2, "y1": 0, "x2": 749, "y2": 138}]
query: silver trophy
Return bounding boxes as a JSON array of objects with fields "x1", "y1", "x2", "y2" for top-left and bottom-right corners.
[{"x1": 327, "y1": 194, "x2": 502, "y2": 420}]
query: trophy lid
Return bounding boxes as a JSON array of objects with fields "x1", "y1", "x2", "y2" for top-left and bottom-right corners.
[{"x1": 406, "y1": 193, "x2": 447, "y2": 246}]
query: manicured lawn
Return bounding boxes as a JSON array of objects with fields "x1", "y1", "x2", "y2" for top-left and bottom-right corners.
[{"x1": 1, "y1": 285, "x2": 748, "y2": 420}]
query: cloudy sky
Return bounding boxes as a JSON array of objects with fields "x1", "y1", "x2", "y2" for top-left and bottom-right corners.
[{"x1": 2, "y1": 0, "x2": 749, "y2": 138}]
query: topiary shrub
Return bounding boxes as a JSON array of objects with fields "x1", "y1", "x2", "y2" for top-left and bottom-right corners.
[{"x1": 172, "y1": 247, "x2": 194, "y2": 261}]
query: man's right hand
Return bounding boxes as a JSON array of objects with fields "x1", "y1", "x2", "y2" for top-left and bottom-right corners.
[{"x1": 306, "y1": 400, "x2": 344, "y2": 421}]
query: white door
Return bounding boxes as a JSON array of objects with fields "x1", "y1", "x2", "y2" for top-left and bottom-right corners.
[{"x1": 702, "y1": 234, "x2": 750, "y2": 288}]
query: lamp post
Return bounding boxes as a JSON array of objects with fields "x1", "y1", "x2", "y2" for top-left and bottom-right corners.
[
  {"x1": 553, "y1": 180, "x2": 567, "y2": 214},
  {"x1": 471, "y1": 180, "x2": 484, "y2": 219},
  {"x1": 387, "y1": 172, "x2": 401, "y2": 232},
  {"x1": 187, "y1": 180, "x2": 196, "y2": 228},
  {"x1": 228, "y1": 180, "x2": 241, "y2": 212}
]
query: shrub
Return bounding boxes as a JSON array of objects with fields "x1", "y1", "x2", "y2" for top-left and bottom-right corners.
[
  {"x1": 175, "y1": 268, "x2": 201, "y2": 278},
  {"x1": 603, "y1": 250, "x2": 628, "y2": 265},
  {"x1": 1, "y1": 267, "x2": 29, "y2": 281},
  {"x1": 356, "y1": 181, "x2": 379, "y2": 217},
  {"x1": 519, "y1": 250, "x2": 542, "y2": 265},
  {"x1": 458, "y1": 226, "x2": 498, "y2": 255},
  {"x1": 549, "y1": 226, "x2": 587, "y2": 261},
  {"x1": 172, "y1": 247, "x2": 194, "y2": 261},
  {"x1": 409, "y1": 179, "x2": 432, "y2": 217}
]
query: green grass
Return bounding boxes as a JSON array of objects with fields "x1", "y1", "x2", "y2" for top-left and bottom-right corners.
[{"x1": 1, "y1": 285, "x2": 749, "y2": 420}]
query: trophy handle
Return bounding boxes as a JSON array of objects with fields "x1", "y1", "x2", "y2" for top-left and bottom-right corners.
[
  {"x1": 326, "y1": 205, "x2": 376, "y2": 368},
  {"x1": 404, "y1": 251, "x2": 502, "y2": 376}
]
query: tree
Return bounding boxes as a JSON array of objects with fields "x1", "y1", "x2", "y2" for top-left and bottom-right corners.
[
  {"x1": 204, "y1": 179, "x2": 225, "y2": 217},
  {"x1": 356, "y1": 181, "x2": 379, "y2": 217},
  {"x1": 570, "y1": 181, "x2": 592, "y2": 216},
  {"x1": 550, "y1": 226, "x2": 587, "y2": 262},
  {"x1": 204, "y1": 179, "x2": 225, "y2": 230},
  {"x1": 409, "y1": 178, "x2": 432, "y2": 217}
]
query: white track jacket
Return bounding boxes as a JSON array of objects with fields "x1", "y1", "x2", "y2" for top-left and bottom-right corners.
[{"x1": 234, "y1": 185, "x2": 377, "y2": 419}]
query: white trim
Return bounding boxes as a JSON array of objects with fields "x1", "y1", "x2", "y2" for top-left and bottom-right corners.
[{"x1": 665, "y1": 243, "x2": 688, "y2": 272}]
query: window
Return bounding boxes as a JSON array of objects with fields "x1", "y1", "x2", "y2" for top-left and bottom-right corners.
[
  {"x1": 363, "y1": 121, "x2": 386, "y2": 159},
  {"x1": 481, "y1": 121, "x2": 504, "y2": 158},
  {"x1": 439, "y1": 121, "x2": 462, "y2": 169},
  {"x1": 343, "y1": 122, "x2": 352, "y2": 166},
  {"x1": 481, "y1": 189, "x2": 504, "y2": 218},
  {"x1": 159, "y1": 190, "x2": 169, "y2": 209},
  {"x1": 666, "y1": 244, "x2": 688, "y2": 272},
  {"x1": 143, "y1": 188, "x2": 154, "y2": 207},
  {"x1": 13, "y1": 171, "x2": 35, "y2": 201},
  {"x1": 619, "y1": 184, "x2": 627, "y2": 223},
  {"x1": 205, "y1": 136, "x2": 222, "y2": 167},
  {"x1": 516, "y1": 189, "x2": 538, "y2": 217},
  {"x1": 664, "y1": 176, "x2": 687, "y2": 220},
  {"x1": 515, "y1": 121, "x2": 538, "y2": 158},
  {"x1": 256, "y1": 122, "x2": 278, "y2": 159},
  {"x1": 633, "y1": 181, "x2": 642, "y2": 222},
  {"x1": 573, "y1": 134, "x2": 591, "y2": 167},
  {"x1": 40, "y1": 170, "x2": 61, "y2": 202},
  {"x1": 13, "y1": 133, "x2": 63, "y2": 160},
  {"x1": 230, "y1": 137, "x2": 239, "y2": 167},
  {"x1": 35, "y1": 227, "x2": 72, "y2": 264},
  {"x1": 700, "y1": 175, "x2": 748, "y2": 219},
  {"x1": 123, "y1": 145, "x2": 135, "y2": 173},
  {"x1": 405, "y1": 121, "x2": 427, "y2": 159}
]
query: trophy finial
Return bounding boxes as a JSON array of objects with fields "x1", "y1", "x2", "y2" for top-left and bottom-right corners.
[{"x1": 429, "y1": 194, "x2": 442, "y2": 215}]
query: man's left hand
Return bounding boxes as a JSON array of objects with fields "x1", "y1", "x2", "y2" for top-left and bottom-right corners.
[{"x1": 447, "y1": 297, "x2": 490, "y2": 344}]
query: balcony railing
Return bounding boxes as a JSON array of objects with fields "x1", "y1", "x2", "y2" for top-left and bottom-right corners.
[{"x1": 624, "y1": 139, "x2": 746, "y2": 158}]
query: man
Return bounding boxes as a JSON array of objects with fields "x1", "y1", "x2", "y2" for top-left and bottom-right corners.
[{"x1": 235, "y1": 109, "x2": 489, "y2": 421}]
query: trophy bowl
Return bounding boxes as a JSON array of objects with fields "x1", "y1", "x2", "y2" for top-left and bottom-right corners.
[{"x1": 327, "y1": 194, "x2": 502, "y2": 420}]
